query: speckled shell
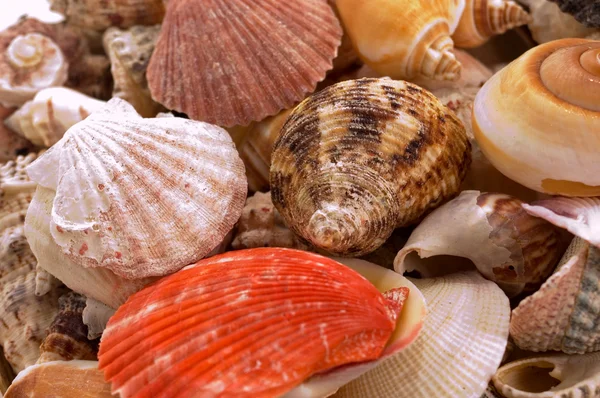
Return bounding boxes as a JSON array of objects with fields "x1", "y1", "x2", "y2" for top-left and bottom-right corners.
[
  {"x1": 523, "y1": 0, "x2": 598, "y2": 43},
  {"x1": 147, "y1": 0, "x2": 342, "y2": 127},
  {"x1": 0, "y1": 105, "x2": 34, "y2": 162},
  {"x1": 49, "y1": 0, "x2": 166, "y2": 31},
  {"x1": 5, "y1": 87, "x2": 107, "y2": 147},
  {"x1": 38, "y1": 292, "x2": 98, "y2": 364},
  {"x1": 394, "y1": 191, "x2": 561, "y2": 297},
  {"x1": 271, "y1": 78, "x2": 471, "y2": 257},
  {"x1": 452, "y1": 0, "x2": 530, "y2": 48},
  {"x1": 335, "y1": 271, "x2": 510, "y2": 398},
  {"x1": 510, "y1": 237, "x2": 600, "y2": 354},
  {"x1": 493, "y1": 352, "x2": 600, "y2": 398},
  {"x1": 334, "y1": 0, "x2": 464, "y2": 81},
  {"x1": 4, "y1": 360, "x2": 114, "y2": 398},
  {"x1": 548, "y1": 0, "x2": 600, "y2": 27},
  {"x1": 24, "y1": 98, "x2": 247, "y2": 280},
  {"x1": 103, "y1": 25, "x2": 162, "y2": 117},
  {"x1": 98, "y1": 248, "x2": 408, "y2": 398},
  {"x1": 473, "y1": 39, "x2": 600, "y2": 196}
]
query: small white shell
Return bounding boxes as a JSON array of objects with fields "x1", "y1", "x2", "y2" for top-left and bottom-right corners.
[
  {"x1": 5, "y1": 87, "x2": 106, "y2": 147},
  {"x1": 82, "y1": 297, "x2": 115, "y2": 340},
  {"x1": 0, "y1": 33, "x2": 68, "y2": 107}
]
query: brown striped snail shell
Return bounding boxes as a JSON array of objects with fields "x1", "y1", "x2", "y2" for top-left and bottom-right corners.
[{"x1": 270, "y1": 77, "x2": 472, "y2": 257}]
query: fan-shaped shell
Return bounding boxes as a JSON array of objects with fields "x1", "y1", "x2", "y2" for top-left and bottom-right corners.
[
  {"x1": 25, "y1": 98, "x2": 247, "y2": 279},
  {"x1": 493, "y1": 352, "x2": 600, "y2": 398},
  {"x1": 473, "y1": 38, "x2": 600, "y2": 196},
  {"x1": 394, "y1": 190, "x2": 561, "y2": 297},
  {"x1": 147, "y1": 0, "x2": 342, "y2": 127},
  {"x1": 49, "y1": 0, "x2": 166, "y2": 31},
  {"x1": 271, "y1": 78, "x2": 471, "y2": 257},
  {"x1": 510, "y1": 237, "x2": 600, "y2": 354},
  {"x1": 4, "y1": 360, "x2": 113, "y2": 398},
  {"x1": 98, "y1": 248, "x2": 415, "y2": 398},
  {"x1": 334, "y1": 0, "x2": 464, "y2": 81},
  {"x1": 548, "y1": 0, "x2": 600, "y2": 28},
  {"x1": 335, "y1": 271, "x2": 510, "y2": 398}
]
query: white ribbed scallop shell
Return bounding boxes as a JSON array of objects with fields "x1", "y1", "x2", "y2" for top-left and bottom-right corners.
[{"x1": 334, "y1": 271, "x2": 510, "y2": 398}]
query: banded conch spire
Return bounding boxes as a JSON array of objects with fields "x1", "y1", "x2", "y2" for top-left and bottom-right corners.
[
  {"x1": 0, "y1": 33, "x2": 68, "y2": 108},
  {"x1": 452, "y1": 0, "x2": 530, "y2": 48},
  {"x1": 271, "y1": 78, "x2": 472, "y2": 257},
  {"x1": 473, "y1": 38, "x2": 600, "y2": 196}
]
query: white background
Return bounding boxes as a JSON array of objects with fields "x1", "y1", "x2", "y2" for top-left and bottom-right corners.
[{"x1": 0, "y1": 0, "x2": 64, "y2": 31}]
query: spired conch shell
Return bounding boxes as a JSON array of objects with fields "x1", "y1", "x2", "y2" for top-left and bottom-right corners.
[
  {"x1": 335, "y1": 270, "x2": 510, "y2": 398},
  {"x1": 271, "y1": 78, "x2": 472, "y2": 257},
  {"x1": 523, "y1": 196, "x2": 600, "y2": 248},
  {"x1": 5, "y1": 87, "x2": 107, "y2": 147},
  {"x1": 548, "y1": 0, "x2": 600, "y2": 28},
  {"x1": 4, "y1": 360, "x2": 114, "y2": 398},
  {"x1": 102, "y1": 25, "x2": 163, "y2": 118},
  {"x1": 473, "y1": 38, "x2": 600, "y2": 196},
  {"x1": 24, "y1": 98, "x2": 247, "y2": 280},
  {"x1": 394, "y1": 190, "x2": 562, "y2": 297},
  {"x1": 0, "y1": 33, "x2": 68, "y2": 108},
  {"x1": 334, "y1": 0, "x2": 464, "y2": 81},
  {"x1": 522, "y1": 0, "x2": 598, "y2": 43},
  {"x1": 493, "y1": 352, "x2": 600, "y2": 398},
  {"x1": 510, "y1": 237, "x2": 600, "y2": 354},
  {"x1": 147, "y1": 0, "x2": 342, "y2": 127},
  {"x1": 98, "y1": 248, "x2": 424, "y2": 398},
  {"x1": 49, "y1": 0, "x2": 166, "y2": 31},
  {"x1": 38, "y1": 292, "x2": 98, "y2": 364},
  {"x1": 452, "y1": 0, "x2": 530, "y2": 48}
]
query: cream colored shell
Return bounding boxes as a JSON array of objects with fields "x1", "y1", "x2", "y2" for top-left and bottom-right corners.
[
  {"x1": 334, "y1": 271, "x2": 510, "y2": 398},
  {"x1": 82, "y1": 297, "x2": 115, "y2": 340},
  {"x1": 5, "y1": 87, "x2": 106, "y2": 147},
  {"x1": 0, "y1": 33, "x2": 68, "y2": 108},
  {"x1": 473, "y1": 38, "x2": 600, "y2": 196},
  {"x1": 522, "y1": 0, "x2": 598, "y2": 43}
]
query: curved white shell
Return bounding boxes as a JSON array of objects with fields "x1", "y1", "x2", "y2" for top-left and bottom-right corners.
[
  {"x1": 523, "y1": 0, "x2": 598, "y2": 43},
  {"x1": 5, "y1": 87, "x2": 106, "y2": 147},
  {"x1": 335, "y1": 271, "x2": 510, "y2": 398},
  {"x1": 493, "y1": 352, "x2": 600, "y2": 398},
  {"x1": 82, "y1": 297, "x2": 115, "y2": 340},
  {"x1": 25, "y1": 98, "x2": 247, "y2": 280}
]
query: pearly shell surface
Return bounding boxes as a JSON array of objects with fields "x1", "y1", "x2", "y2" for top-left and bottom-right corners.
[
  {"x1": 271, "y1": 78, "x2": 471, "y2": 257},
  {"x1": 335, "y1": 271, "x2": 510, "y2": 398},
  {"x1": 25, "y1": 98, "x2": 247, "y2": 280},
  {"x1": 473, "y1": 38, "x2": 600, "y2": 196},
  {"x1": 5, "y1": 87, "x2": 106, "y2": 147}
]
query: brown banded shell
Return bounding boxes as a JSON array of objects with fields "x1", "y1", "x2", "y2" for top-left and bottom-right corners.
[{"x1": 270, "y1": 78, "x2": 472, "y2": 257}]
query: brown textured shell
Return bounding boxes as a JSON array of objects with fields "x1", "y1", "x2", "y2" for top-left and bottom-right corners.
[
  {"x1": 38, "y1": 292, "x2": 99, "y2": 364},
  {"x1": 270, "y1": 77, "x2": 472, "y2": 256},
  {"x1": 147, "y1": 0, "x2": 343, "y2": 127},
  {"x1": 0, "y1": 346, "x2": 14, "y2": 395}
]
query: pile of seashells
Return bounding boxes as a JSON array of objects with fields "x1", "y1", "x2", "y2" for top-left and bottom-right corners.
[{"x1": 0, "y1": 0, "x2": 599, "y2": 397}]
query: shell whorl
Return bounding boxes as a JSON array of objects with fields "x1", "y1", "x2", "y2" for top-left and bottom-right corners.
[{"x1": 271, "y1": 78, "x2": 471, "y2": 257}]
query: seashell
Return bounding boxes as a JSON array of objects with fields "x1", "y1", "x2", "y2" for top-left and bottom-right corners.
[
  {"x1": 82, "y1": 297, "x2": 115, "y2": 340},
  {"x1": 0, "y1": 151, "x2": 42, "y2": 196},
  {"x1": 0, "y1": 224, "x2": 37, "y2": 287},
  {"x1": 103, "y1": 25, "x2": 163, "y2": 117},
  {"x1": 0, "y1": 346, "x2": 15, "y2": 395},
  {"x1": 522, "y1": 0, "x2": 598, "y2": 43},
  {"x1": 0, "y1": 33, "x2": 68, "y2": 107},
  {"x1": 452, "y1": 0, "x2": 531, "y2": 48},
  {"x1": 5, "y1": 87, "x2": 107, "y2": 147},
  {"x1": 588, "y1": 31, "x2": 600, "y2": 40},
  {"x1": 523, "y1": 196, "x2": 600, "y2": 248},
  {"x1": 98, "y1": 248, "x2": 423, "y2": 398},
  {"x1": 270, "y1": 78, "x2": 472, "y2": 257},
  {"x1": 147, "y1": 0, "x2": 342, "y2": 127},
  {"x1": 0, "y1": 271, "x2": 61, "y2": 373},
  {"x1": 4, "y1": 360, "x2": 114, "y2": 398},
  {"x1": 35, "y1": 264, "x2": 61, "y2": 296},
  {"x1": 335, "y1": 270, "x2": 510, "y2": 398},
  {"x1": 548, "y1": 0, "x2": 600, "y2": 27},
  {"x1": 0, "y1": 105, "x2": 34, "y2": 163},
  {"x1": 510, "y1": 237, "x2": 600, "y2": 354},
  {"x1": 472, "y1": 38, "x2": 600, "y2": 196},
  {"x1": 233, "y1": 108, "x2": 294, "y2": 193},
  {"x1": 232, "y1": 191, "x2": 311, "y2": 251},
  {"x1": 25, "y1": 98, "x2": 247, "y2": 280},
  {"x1": 66, "y1": 54, "x2": 112, "y2": 101},
  {"x1": 493, "y1": 352, "x2": 600, "y2": 398},
  {"x1": 334, "y1": 0, "x2": 464, "y2": 81},
  {"x1": 49, "y1": 0, "x2": 166, "y2": 31},
  {"x1": 38, "y1": 292, "x2": 98, "y2": 364},
  {"x1": 394, "y1": 190, "x2": 562, "y2": 297}
]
